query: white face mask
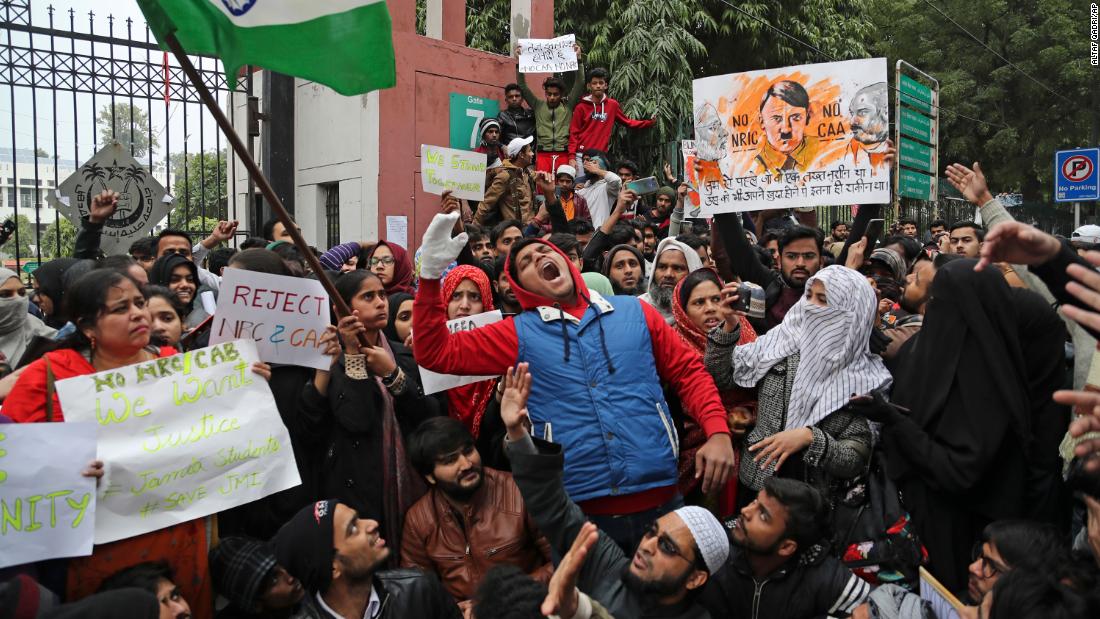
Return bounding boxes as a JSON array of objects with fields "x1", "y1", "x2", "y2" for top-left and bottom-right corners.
[{"x1": 0, "y1": 293, "x2": 28, "y2": 334}]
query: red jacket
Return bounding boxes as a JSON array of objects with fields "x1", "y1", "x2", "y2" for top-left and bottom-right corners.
[
  {"x1": 413, "y1": 240, "x2": 728, "y2": 512},
  {"x1": 568, "y1": 95, "x2": 654, "y2": 155},
  {"x1": 4, "y1": 346, "x2": 177, "y2": 423}
]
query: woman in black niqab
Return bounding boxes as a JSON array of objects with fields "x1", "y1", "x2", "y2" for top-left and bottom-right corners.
[{"x1": 876, "y1": 259, "x2": 1067, "y2": 594}]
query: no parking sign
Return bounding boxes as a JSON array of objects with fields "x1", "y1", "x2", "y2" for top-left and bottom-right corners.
[{"x1": 1055, "y1": 148, "x2": 1100, "y2": 202}]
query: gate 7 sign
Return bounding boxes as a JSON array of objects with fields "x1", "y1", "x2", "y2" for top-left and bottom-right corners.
[
  {"x1": 1055, "y1": 148, "x2": 1100, "y2": 202},
  {"x1": 449, "y1": 93, "x2": 501, "y2": 151}
]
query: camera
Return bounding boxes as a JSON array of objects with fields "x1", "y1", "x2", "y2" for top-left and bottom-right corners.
[{"x1": 730, "y1": 281, "x2": 765, "y2": 319}]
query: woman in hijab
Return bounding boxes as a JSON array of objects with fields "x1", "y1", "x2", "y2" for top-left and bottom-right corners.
[
  {"x1": 705, "y1": 265, "x2": 891, "y2": 507},
  {"x1": 384, "y1": 291, "x2": 414, "y2": 347},
  {"x1": 861, "y1": 259, "x2": 1068, "y2": 593},
  {"x1": 671, "y1": 268, "x2": 757, "y2": 514},
  {"x1": 149, "y1": 254, "x2": 208, "y2": 329},
  {"x1": 437, "y1": 265, "x2": 499, "y2": 436},
  {"x1": 0, "y1": 268, "x2": 55, "y2": 373},
  {"x1": 30, "y1": 257, "x2": 78, "y2": 329},
  {"x1": 367, "y1": 240, "x2": 415, "y2": 296}
]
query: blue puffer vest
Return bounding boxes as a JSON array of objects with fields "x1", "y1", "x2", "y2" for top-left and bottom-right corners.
[{"x1": 514, "y1": 292, "x2": 679, "y2": 502}]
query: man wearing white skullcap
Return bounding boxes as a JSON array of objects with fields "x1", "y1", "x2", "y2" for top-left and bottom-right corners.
[{"x1": 501, "y1": 364, "x2": 725, "y2": 618}]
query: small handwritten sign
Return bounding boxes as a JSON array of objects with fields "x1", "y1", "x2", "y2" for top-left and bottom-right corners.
[
  {"x1": 419, "y1": 310, "x2": 503, "y2": 394},
  {"x1": 518, "y1": 34, "x2": 578, "y2": 73},
  {"x1": 56, "y1": 340, "x2": 301, "y2": 544},
  {"x1": 0, "y1": 423, "x2": 97, "y2": 568},
  {"x1": 421, "y1": 144, "x2": 488, "y2": 201},
  {"x1": 210, "y1": 269, "x2": 331, "y2": 370}
]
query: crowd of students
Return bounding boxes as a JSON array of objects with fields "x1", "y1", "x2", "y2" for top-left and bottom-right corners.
[{"x1": 2, "y1": 57, "x2": 1100, "y2": 619}]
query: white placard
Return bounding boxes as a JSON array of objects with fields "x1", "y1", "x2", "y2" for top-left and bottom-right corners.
[
  {"x1": 56, "y1": 340, "x2": 301, "y2": 544},
  {"x1": 691, "y1": 58, "x2": 891, "y2": 214},
  {"x1": 0, "y1": 423, "x2": 97, "y2": 568},
  {"x1": 421, "y1": 144, "x2": 488, "y2": 201},
  {"x1": 386, "y1": 215, "x2": 408, "y2": 249},
  {"x1": 518, "y1": 34, "x2": 578, "y2": 73},
  {"x1": 419, "y1": 310, "x2": 503, "y2": 395},
  {"x1": 209, "y1": 269, "x2": 331, "y2": 371}
]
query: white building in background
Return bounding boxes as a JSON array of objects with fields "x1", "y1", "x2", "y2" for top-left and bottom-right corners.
[{"x1": 0, "y1": 147, "x2": 76, "y2": 236}]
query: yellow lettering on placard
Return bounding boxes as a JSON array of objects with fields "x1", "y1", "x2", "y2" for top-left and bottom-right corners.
[
  {"x1": 141, "y1": 414, "x2": 242, "y2": 453},
  {"x1": 130, "y1": 457, "x2": 206, "y2": 496},
  {"x1": 0, "y1": 490, "x2": 90, "y2": 533}
]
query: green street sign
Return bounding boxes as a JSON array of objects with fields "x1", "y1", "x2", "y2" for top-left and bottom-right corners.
[
  {"x1": 449, "y1": 93, "x2": 500, "y2": 150},
  {"x1": 899, "y1": 137, "x2": 935, "y2": 173},
  {"x1": 20, "y1": 261, "x2": 39, "y2": 274},
  {"x1": 898, "y1": 168, "x2": 936, "y2": 201},
  {"x1": 899, "y1": 75, "x2": 934, "y2": 115},
  {"x1": 899, "y1": 107, "x2": 934, "y2": 144}
]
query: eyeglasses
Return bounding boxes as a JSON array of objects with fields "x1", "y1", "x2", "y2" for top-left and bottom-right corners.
[
  {"x1": 643, "y1": 522, "x2": 692, "y2": 564},
  {"x1": 370, "y1": 256, "x2": 395, "y2": 267},
  {"x1": 782, "y1": 251, "x2": 819, "y2": 262},
  {"x1": 971, "y1": 542, "x2": 1008, "y2": 579}
]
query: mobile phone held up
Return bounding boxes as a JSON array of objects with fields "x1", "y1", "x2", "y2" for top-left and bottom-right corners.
[
  {"x1": 862, "y1": 218, "x2": 885, "y2": 262},
  {"x1": 625, "y1": 176, "x2": 660, "y2": 196}
]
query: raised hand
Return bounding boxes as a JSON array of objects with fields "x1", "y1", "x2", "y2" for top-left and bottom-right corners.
[
  {"x1": 501, "y1": 363, "x2": 533, "y2": 440},
  {"x1": 88, "y1": 190, "x2": 119, "y2": 224},
  {"x1": 1062, "y1": 251, "x2": 1100, "y2": 333},
  {"x1": 420, "y1": 196, "x2": 469, "y2": 280},
  {"x1": 974, "y1": 221, "x2": 1061, "y2": 272},
  {"x1": 250, "y1": 362, "x2": 272, "y2": 381},
  {"x1": 541, "y1": 521, "x2": 599, "y2": 617},
  {"x1": 203, "y1": 219, "x2": 239, "y2": 248},
  {"x1": 945, "y1": 162, "x2": 993, "y2": 207},
  {"x1": 718, "y1": 282, "x2": 745, "y2": 333}
]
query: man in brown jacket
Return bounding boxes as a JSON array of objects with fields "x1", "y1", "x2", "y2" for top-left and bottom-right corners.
[
  {"x1": 476, "y1": 136, "x2": 536, "y2": 226},
  {"x1": 402, "y1": 416, "x2": 553, "y2": 612}
]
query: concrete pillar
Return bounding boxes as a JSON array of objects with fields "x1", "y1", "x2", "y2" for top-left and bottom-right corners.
[
  {"x1": 510, "y1": 0, "x2": 554, "y2": 51},
  {"x1": 426, "y1": 0, "x2": 466, "y2": 45}
]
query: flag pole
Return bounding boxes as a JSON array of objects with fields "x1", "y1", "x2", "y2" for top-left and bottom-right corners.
[{"x1": 163, "y1": 33, "x2": 364, "y2": 342}]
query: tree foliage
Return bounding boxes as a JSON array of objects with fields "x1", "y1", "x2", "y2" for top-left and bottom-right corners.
[
  {"x1": 97, "y1": 103, "x2": 159, "y2": 159},
  {"x1": 42, "y1": 217, "x2": 77, "y2": 259},
  {"x1": 868, "y1": 0, "x2": 1096, "y2": 201},
  {"x1": 168, "y1": 150, "x2": 227, "y2": 234}
]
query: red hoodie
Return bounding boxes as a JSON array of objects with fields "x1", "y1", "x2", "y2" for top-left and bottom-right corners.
[
  {"x1": 568, "y1": 95, "x2": 655, "y2": 156},
  {"x1": 413, "y1": 240, "x2": 728, "y2": 513}
]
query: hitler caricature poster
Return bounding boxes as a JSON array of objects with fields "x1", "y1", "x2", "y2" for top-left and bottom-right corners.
[{"x1": 691, "y1": 58, "x2": 891, "y2": 215}]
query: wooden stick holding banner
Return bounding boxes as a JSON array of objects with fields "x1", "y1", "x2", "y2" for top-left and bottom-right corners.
[{"x1": 162, "y1": 33, "x2": 366, "y2": 348}]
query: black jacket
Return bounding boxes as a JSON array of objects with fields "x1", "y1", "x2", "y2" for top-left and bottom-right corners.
[
  {"x1": 498, "y1": 106, "x2": 536, "y2": 146},
  {"x1": 701, "y1": 547, "x2": 869, "y2": 619},
  {"x1": 300, "y1": 340, "x2": 440, "y2": 521},
  {"x1": 297, "y1": 570, "x2": 461, "y2": 619}
]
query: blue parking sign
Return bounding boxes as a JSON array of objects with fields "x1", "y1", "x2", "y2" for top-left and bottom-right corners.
[{"x1": 1055, "y1": 148, "x2": 1100, "y2": 202}]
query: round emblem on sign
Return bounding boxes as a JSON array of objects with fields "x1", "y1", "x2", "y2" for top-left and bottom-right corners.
[
  {"x1": 222, "y1": 0, "x2": 258, "y2": 16},
  {"x1": 1062, "y1": 155, "x2": 1094, "y2": 183}
]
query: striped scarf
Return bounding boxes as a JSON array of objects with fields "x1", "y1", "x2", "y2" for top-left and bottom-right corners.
[{"x1": 731, "y1": 265, "x2": 892, "y2": 430}]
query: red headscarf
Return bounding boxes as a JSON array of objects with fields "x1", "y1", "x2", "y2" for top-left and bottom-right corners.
[
  {"x1": 671, "y1": 269, "x2": 758, "y2": 513},
  {"x1": 368, "y1": 240, "x2": 415, "y2": 295},
  {"x1": 440, "y1": 265, "x2": 497, "y2": 437}
]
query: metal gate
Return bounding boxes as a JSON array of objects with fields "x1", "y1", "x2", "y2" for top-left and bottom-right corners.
[{"x1": 0, "y1": 0, "x2": 247, "y2": 272}]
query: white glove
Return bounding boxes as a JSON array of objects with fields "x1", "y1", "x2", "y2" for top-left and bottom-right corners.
[{"x1": 419, "y1": 212, "x2": 467, "y2": 280}]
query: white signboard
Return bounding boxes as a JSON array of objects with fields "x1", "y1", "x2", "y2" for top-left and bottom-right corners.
[
  {"x1": 48, "y1": 142, "x2": 173, "y2": 255},
  {"x1": 210, "y1": 269, "x2": 331, "y2": 371},
  {"x1": 56, "y1": 340, "x2": 301, "y2": 544},
  {"x1": 691, "y1": 58, "x2": 891, "y2": 214},
  {"x1": 421, "y1": 144, "x2": 488, "y2": 201},
  {"x1": 0, "y1": 423, "x2": 97, "y2": 568},
  {"x1": 386, "y1": 215, "x2": 408, "y2": 249},
  {"x1": 518, "y1": 34, "x2": 578, "y2": 73},
  {"x1": 420, "y1": 310, "x2": 503, "y2": 394}
]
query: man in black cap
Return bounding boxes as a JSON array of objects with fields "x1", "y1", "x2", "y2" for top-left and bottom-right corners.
[
  {"x1": 272, "y1": 500, "x2": 460, "y2": 619},
  {"x1": 209, "y1": 537, "x2": 305, "y2": 618}
]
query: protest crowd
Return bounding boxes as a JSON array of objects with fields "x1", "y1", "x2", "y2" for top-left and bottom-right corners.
[{"x1": 3, "y1": 31, "x2": 1100, "y2": 619}]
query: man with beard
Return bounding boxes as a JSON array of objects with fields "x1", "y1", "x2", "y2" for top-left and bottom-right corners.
[
  {"x1": 602, "y1": 244, "x2": 647, "y2": 296},
  {"x1": 493, "y1": 254, "x2": 522, "y2": 315},
  {"x1": 415, "y1": 203, "x2": 735, "y2": 554},
  {"x1": 465, "y1": 224, "x2": 496, "y2": 262},
  {"x1": 401, "y1": 417, "x2": 553, "y2": 610},
  {"x1": 639, "y1": 237, "x2": 704, "y2": 324},
  {"x1": 500, "y1": 363, "x2": 729, "y2": 619},
  {"x1": 879, "y1": 253, "x2": 962, "y2": 363},
  {"x1": 273, "y1": 500, "x2": 460, "y2": 618},
  {"x1": 474, "y1": 117, "x2": 506, "y2": 161},
  {"x1": 701, "y1": 478, "x2": 870, "y2": 618},
  {"x1": 713, "y1": 214, "x2": 824, "y2": 331},
  {"x1": 846, "y1": 82, "x2": 891, "y2": 174}
]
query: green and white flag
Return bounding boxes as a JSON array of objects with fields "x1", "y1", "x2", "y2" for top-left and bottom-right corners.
[{"x1": 139, "y1": 0, "x2": 395, "y2": 96}]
